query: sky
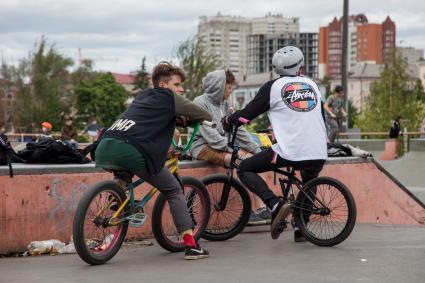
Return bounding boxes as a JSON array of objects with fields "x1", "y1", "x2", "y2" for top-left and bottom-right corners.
[{"x1": 0, "y1": 0, "x2": 424, "y2": 74}]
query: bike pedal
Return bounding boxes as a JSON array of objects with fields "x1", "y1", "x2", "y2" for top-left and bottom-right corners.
[
  {"x1": 127, "y1": 213, "x2": 148, "y2": 228},
  {"x1": 277, "y1": 220, "x2": 288, "y2": 232}
]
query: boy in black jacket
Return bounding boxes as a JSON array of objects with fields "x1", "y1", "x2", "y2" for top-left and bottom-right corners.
[{"x1": 95, "y1": 62, "x2": 212, "y2": 260}]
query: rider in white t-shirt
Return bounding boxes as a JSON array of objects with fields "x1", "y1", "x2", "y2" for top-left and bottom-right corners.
[{"x1": 223, "y1": 46, "x2": 328, "y2": 241}]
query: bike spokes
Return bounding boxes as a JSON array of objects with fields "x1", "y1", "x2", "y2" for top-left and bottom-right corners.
[
  {"x1": 206, "y1": 182, "x2": 244, "y2": 234},
  {"x1": 83, "y1": 191, "x2": 125, "y2": 254},
  {"x1": 299, "y1": 183, "x2": 349, "y2": 240}
]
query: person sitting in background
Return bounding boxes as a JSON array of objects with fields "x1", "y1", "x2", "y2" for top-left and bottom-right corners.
[
  {"x1": 389, "y1": 115, "x2": 402, "y2": 139},
  {"x1": 40, "y1": 122, "x2": 53, "y2": 140},
  {"x1": 61, "y1": 116, "x2": 79, "y2": 150},
  {"x1": 86, "y1": 119, "x2": 101, "y2": 143},
  {"x1": 189, "y1": 69, "x2": 271, "y2": 225}
]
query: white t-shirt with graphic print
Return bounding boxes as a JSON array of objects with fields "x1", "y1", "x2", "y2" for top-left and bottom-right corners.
[{"x1": 268, "y1": 76, "x2": 327, "y2": 161}]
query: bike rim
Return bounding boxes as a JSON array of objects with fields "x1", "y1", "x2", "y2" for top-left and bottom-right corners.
[
  {"x1": 205, "y1": 182, "x2": 244, "y2": 235},
  {"x1": 82, "y1": 190, "x2": 125, "y2": 255},
  {"x1": 160, "y1": 184, "x2": 207, "y2": 246},
  {"x1": 298, "y1": 183, "x2": 350, "y2": 241}
]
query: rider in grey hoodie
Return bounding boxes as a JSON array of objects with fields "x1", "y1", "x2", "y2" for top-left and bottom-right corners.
[{"x1": 190, "y1": 70, "x2": 261, "y2": 166}]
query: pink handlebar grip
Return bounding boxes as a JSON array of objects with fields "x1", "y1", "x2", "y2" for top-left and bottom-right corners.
[{"x1": 238, "y1": 117, "x2": 250, "y2": 124}]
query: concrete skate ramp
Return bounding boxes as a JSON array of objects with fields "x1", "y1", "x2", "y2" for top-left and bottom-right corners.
[
  {"x1": 0, "y1": 158, "x2": 424, "y2": 254},
  {"x1": 377, "y1": 151, "x2": 425, "y2": 204},
  {"x1": 378, "y1": 151, "x2": 425, "y2": 189}
]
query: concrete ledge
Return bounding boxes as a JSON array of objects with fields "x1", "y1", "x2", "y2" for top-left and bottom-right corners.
[
  {"x1": 1, "y1": 156, "x2": 424, "y2": 254},
  {"x1": 336, "y1": 139, "x2": 385, "y2": 151},
  {"x1": 0, "y1": 157, "x2": 370, "y2": 176},
  {"x1": 0, "y1": 160, "x2": 213, "y2": 176}
]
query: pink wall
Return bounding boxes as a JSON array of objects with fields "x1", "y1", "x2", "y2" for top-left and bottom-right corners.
[{"x1": 0, "y1": 162, "x2": 424, "y2": 254}]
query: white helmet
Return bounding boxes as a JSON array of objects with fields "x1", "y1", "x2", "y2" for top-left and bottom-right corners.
[{"x1": 272, "y1": 46, "x2": 304, "y2": 76}]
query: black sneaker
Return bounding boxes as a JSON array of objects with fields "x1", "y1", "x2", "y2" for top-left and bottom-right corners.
[
  {"x1": 185, "y1": 244, "x2": 209, "y2": 260},
  {"x1": 247, "y1": 211, "x2": 267, "y2": 226},
  {"x1": 270, "y1": 201, "x2": 291, "y2": 240},
  {"x1": 256, "y1": 207, "x2": 272, "y2": 223},
  {"x1": 294, "y1": 228, "x2": 306, "y2": 242}
]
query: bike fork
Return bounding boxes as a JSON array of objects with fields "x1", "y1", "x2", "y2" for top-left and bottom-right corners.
[{"x1": 215, "y1": 169, "x2": 234, "y2": 211}]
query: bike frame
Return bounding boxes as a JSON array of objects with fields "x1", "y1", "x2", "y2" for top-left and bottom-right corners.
[
  {"x1": 106, "y1": 124, "x2": 201, "y2": 225},
  {"x1": 218, "y1": 122, "x2": 325, "y2": 215},
  {"x1": 215, "y1": 124, "x2": 244, "y2": 211}
]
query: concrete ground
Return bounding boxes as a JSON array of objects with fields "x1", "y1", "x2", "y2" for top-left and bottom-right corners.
[{"x1": 1, "y1": 224, "x2": 424, "y2": 283}]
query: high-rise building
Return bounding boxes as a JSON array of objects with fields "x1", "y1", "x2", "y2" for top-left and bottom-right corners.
[
  {"x1": 251, "y1": 13, "x2": 299, "y2": 35},
  {"x1": 198, "y1": 13, "x2": 299, "y2": 75},
  {"x1": 397, "y1": 46, "x2": 424, "y2": 65},
  {"x1": 198, "y1": 14, "x2": 251, "y2": 75},
  {"x1": 318, "y1": 14, "x2": 395, "y2": 79},
  {"x1": 248, "y1": 32, "x2": 318, "y2": 78}
]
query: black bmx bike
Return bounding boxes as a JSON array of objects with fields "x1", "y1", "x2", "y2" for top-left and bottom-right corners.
[{"x1": 201, "y1": 119, "x2": 357, "y2": 246}]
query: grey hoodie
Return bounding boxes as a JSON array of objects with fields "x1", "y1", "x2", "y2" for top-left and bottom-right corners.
[{"x1": 189, "y1": 70, "x2": 261, "y2": 158}]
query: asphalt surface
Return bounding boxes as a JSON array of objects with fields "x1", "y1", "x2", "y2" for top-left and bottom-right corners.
[{"x1": 1, "y1": 224, "x2": 424, "y2": 283}]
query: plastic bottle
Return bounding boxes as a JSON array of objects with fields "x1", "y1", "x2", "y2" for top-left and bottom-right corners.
[{"x1": 27, "y1": 239, "x2": 65, "y2": 255}]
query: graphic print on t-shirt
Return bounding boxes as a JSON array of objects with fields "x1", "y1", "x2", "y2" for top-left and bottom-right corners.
[{"x1": 281, "y1": 82, "x2": 318, "y2": 112}]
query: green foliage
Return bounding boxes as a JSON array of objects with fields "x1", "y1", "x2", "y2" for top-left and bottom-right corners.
[
  {"x1": 413, "y1": 79, "x2": 425, "y2": 103},
  {"x1": 75, "y1": 72, "x2": 129, "y2": 128},
  {"x1": 347, "y1": 99, "x2": 359, "y2": 128},
  {"x1": 15, "y1": 37, "x2": 74, "y2": 131},
  {"x1": 133, "y1": 56, "x2": 150, "y2": 91},
  {"x1": 176, "y1": 36, "x2": 219, "y2": 100},
  {"x1": 356, "y1": 51, "x2": 425, "y2": 132},
  {"x1": 319, "y1": 76, "x2": 332, "y2": 99},
  {"x1": 245, "y1": 114, "x2": 270, "y2": 132}
]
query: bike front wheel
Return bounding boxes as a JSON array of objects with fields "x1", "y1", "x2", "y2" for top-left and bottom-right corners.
[
  {"x1": 151, "y1": 176, "x2": 211, "y2": 252},
  {"x1": 201, "y1": 174, "x2": 251, "y2": 241},
  {"x1": 73, "y1": 181, "x2": 128, "y2": 265},
  {"x1": 293, "y1": 177, "x2": 357, "y2": 247}
]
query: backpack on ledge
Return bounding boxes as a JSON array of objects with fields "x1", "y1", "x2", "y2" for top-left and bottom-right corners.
[
  {"x1": 17, "y1": 138, "x2": 90, "y2": 164},
  {"x1": 0, "y1": 133, "x2": 25, "y2": 177}
]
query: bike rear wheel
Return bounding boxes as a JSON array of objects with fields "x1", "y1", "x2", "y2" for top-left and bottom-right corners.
[
  {"x1": 293, "y1": 177, "x2": 356, "y2": 246},
  {"x1": 73, "y1": 181, "x2": 128, "y2": 265},
  {"x1": 151, "y1": 176, "x2": 210, "y2": 252},
  {"x1": 201, "y1": 174, "x2": 251, "y2": 241}
]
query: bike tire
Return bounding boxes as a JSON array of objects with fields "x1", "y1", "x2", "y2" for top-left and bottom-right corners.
[
  {"x1": 73, "y1": 181, "x2": 128, "y2": 265},
  {"x1": 201, "y1": 174, "x2": 251, "y2": 241},
  {"x1": 293, "y1": 177, "x2": 356, "y2": 247},
  {"x1": 151, "y1": 176, "x2": 211, "y2": 252}
]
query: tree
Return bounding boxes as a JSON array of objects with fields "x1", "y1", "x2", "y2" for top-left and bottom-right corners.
[
  {"x1": 347, "y1": 99, "x2": 359, "y2": 129},
  {"x1": 246, "y1": 114, "x2": 270, "y2": 132},
  {"x1": 319, "y1": 76, "x2": 332, "y2": 99},
  {"x1": 0, "y1": 61, "x2": 18, "y2": 131},
  {"x1": 176, "y1": 36, "x2": 219, "y2": 100},
  {"x1": 133, "y1": 56, "x2": 150, "y2": 91},
  {"x1": 75, "y1": 72, "x2": 129, "y2": 128},
  {"x1": 14, "y1": 37, "x2": 74, "y2": 131},
  {"x1": 413, "y1": 79, "x2": 425, "y2": 103},
  {"x1": 356, "y1": 51, "x2": 425, "y2": 132}
]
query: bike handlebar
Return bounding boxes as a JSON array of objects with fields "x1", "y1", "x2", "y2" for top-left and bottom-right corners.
[{"x1": 171, "y1": 121, "x2": 215, "y2": 151}]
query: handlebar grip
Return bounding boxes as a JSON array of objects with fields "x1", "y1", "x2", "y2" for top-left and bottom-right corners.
[
  {"x1": 238, "y1": 117, "x2": 250, "y2": 124},
  {"x1": 202, "y1": 121, "x2": 216, "y2": 128}
]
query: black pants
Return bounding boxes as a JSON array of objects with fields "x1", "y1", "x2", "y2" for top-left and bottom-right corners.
[{"x1": 237, "y1": 148, "x2": 325, "y2": 209}]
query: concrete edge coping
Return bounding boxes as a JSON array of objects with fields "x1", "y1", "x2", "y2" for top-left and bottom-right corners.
[{"x1": 0, "y1": 157, "x2": 371, "y2": 176}]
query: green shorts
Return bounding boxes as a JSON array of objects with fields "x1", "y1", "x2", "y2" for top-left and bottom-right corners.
[{"x1": 95, "y1": 137, "x2": 145, "y2": 172}]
